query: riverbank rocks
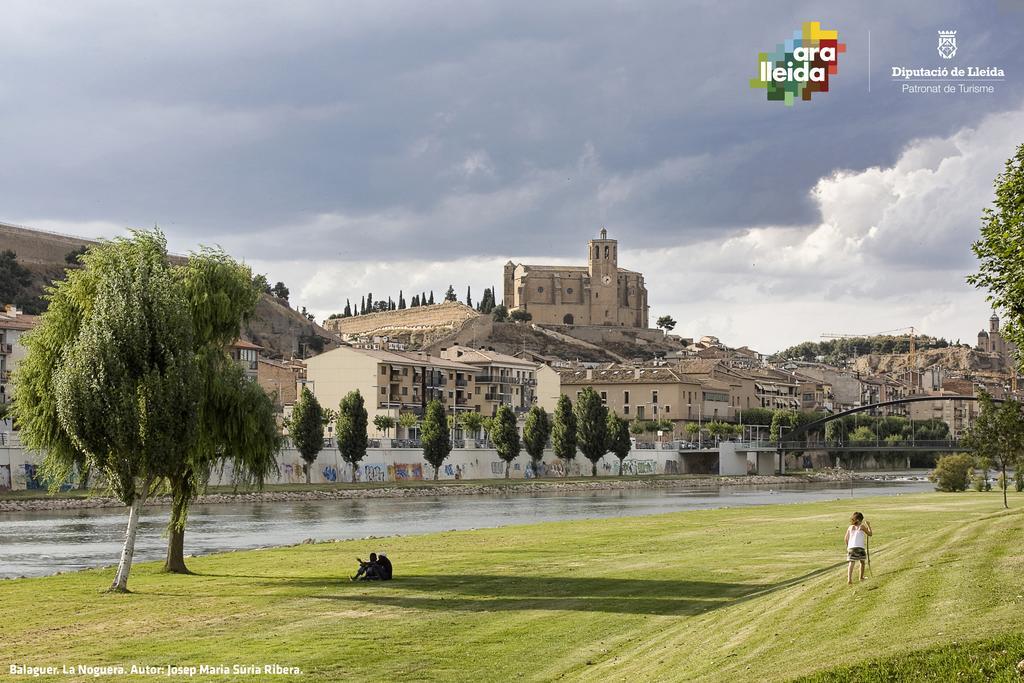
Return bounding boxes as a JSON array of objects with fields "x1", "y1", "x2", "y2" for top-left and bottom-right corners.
[{"x1": 0, "y1": 471, "x2": 920, "y2": 512}]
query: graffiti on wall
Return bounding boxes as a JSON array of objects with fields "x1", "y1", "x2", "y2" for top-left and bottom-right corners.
[
  {"x1": 619, "y1": 460, "x2": 657, "y2": 476},
  {"x1": 14, "y1": 463, "x2": 44, "y2": 490},
  {"x1": 281, "y1": 460, "x2": 308, "y2": 484},
  {"x1": 321, "y1": 465, "x2": 338, "y2": 482},
  {"x1": 443, "y1": 463, "x2": 464, "y2": 479},
  {"x1": 389, "y1": 463, "x2": 423, "y2": 480},
  {"x1": 359, "y1": 463, "x2": 387, "y2": 482},
  {"x1": 490, "y1": 461, "x2": 504, "y2": 475},
  {"x1": 664, "y1": 460, "x2": 680, "y2": 475},
  {"x1": 0, "y1": 464, "x2": 9, "y2": 491},
  {"x1": 544, "y1": 460, "x2": 582, "y2": 477}
]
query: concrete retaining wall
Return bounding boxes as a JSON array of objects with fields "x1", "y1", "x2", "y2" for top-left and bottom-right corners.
[{"x1": 0, "y1": 443, "x2": 684, "y2": 490}]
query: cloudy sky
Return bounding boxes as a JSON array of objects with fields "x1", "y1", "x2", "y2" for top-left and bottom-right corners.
[{"x1": 3, "y1": 1, "x2": 1024, "y2": 352}]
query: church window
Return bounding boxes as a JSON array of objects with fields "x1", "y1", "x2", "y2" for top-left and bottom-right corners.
[
  {"x1": 604, "y1": 246, "x2": 609, "y2": 258},
  {"x1": 594, "y1": 246, "x2": 599, "y2": 259},
  {"x1": 566, "y1": 287, "x2": 573, "y2": 294},
  {"x1": 538, "y1": 286, "x2": 544, "y2": 293}
]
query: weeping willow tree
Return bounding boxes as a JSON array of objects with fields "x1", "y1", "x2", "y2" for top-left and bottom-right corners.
[
  {"x1": 13, "y1": 232, "x2": 198, "y2": 592},
  {"x1": 165, "y1": 249, "x2": 282, "y2": 574}
]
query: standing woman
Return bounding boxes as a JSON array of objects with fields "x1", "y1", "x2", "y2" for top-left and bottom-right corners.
[{"x1": 845, "y1": 512, "x2": 872, "y2": 584}]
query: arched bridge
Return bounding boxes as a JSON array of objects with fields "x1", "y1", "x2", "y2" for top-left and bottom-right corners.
[{"x1": 777, "y1": 394, "x2": 1003, "y2": 451}]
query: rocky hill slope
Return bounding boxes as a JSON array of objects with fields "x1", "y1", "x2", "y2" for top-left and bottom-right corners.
[{"x1": 0, "y1": 221, "x2": 336, "y2": 359}]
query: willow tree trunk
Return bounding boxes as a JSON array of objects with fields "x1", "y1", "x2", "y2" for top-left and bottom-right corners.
[
  {"x1": 1003, "y1": 462, "x2": 1008, "y2": 509},
  {"x1": 505, "y1": 461, "x2": 510, "y2": 479},
  {"x1": 110, "y1": 476, "x2": 152, "y2": 592},
  {"x1": 164, "y1": 475, "x2": 192, "y2": 574},
  {"x1": 591, "y1": 461, "x2": 597, "y2": 477}
]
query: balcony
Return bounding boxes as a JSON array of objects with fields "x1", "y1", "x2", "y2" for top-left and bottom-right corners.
[
  {"x1": 0, "y1": 343, "x2": 11, "y2": 354},
  {"x1": 0, "y1": 370, "x2": 11, "y2": 383},
  {"x1": 455, "y1": 378, "x2": 468, "y2": 387},
  {"x1": 485, "y1": 392, "x2": 512, "y2": 402}
]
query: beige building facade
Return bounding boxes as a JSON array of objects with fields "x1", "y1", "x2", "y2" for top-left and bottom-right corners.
[
  {"x1": 0, "y1": 306, "x2": 40, "y2": 407},
  {"x1": 441, "y1": 345, "x2": 540, "y2": 417},
  {"x1": 304, "y1": 346, "x2": 479, "y2": 428},
  {"x1": 503, "y1": 229, "x2": 648, "y2": 328}
]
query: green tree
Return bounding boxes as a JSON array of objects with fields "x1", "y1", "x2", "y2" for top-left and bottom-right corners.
[
  {"x1": 337, "y1": 390, "x2": 369, "y2": 482},
  {"x1": 459, "y1": 411, "x2": 484, "y2": 440},
  {"x1": 252, "y1": 273, "x2": 272, "y2": 294},
  {"x1": 574, "y1": 387, "x2": 608, "y2": 477},
  {"x1": 770, "y1": 409, "x2": 799, "y2": 442},
  {"x1": 968, "y1": 142, "x2": 1024, "y2": 353},
  {"x1": 289, "y1": 387, "x2": 324, "y2": 484},
  {"x1": 551, "y1": 394, "x2": 577, "y2": 477},
  {"x1": 492, "y1": 304, "x2": 509, "y2": 322},
  {"x1": 656, "y1": 315, "x2": 677, "y2": 332},
  {"x1": 849, "y1": 426, "x2": 876, "y2": 443},
  {"x1": 398, "y1": 411, "x2": 419, "y2": 438},
  {"x1": 509, "y1": 309, "x2": 533, "y2": 323},
  {"x1": 0, "y1": 250, "x2": 33, "y2": 310},
  {"x1": 930, "y1": 453, "x2": 974, "y2": 492},
  {"x1": 444, "y1": 285, "x2": 457, "y2": 302},
  {"x1": 606, "y1": 411, "x2": 631, "y2": 476},
  {"x1": 963, "y1": 392, "x2": 1024, "y2": 508},
  {"x1": 421, "y1": 400, "x2": 451, "y2": 480},
  {"x1": 373, "y1": 414, "x2": 395, "y2": 438},
  {"x1": 12, "y1": 231, "x2": 197, "y2": 592},
  {"x1": 272, "y1": 281, "x2": 289, "y2": 301},
  {"x1": 64, "y1": 245, "x2": 89, "y2": 265},
  {"x1": 491, "y1": 404, "x2": 521, "y2": 478},
  {"x1": 522, "y1": 406, "x2": 551, "y2": 476},
  {"x1": 164, "y1": 248, "x2": 281, "y2": 574},
  {"x1": 465, "y1": 286, "x2": 472, "y2": 307}
]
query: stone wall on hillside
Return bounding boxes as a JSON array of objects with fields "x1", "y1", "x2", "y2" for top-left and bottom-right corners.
[
  {"x1": 0, "y1": 222, "x2": 95, "y2": 265},
  {"x1": 323, "y1": 301, "x2": 481, "y2": 337}
]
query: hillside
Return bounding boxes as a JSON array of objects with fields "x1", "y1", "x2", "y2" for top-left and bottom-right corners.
[
  {"x1": 0, "y1": 221, "x2": 337, "y2": 358},
  {"x1": 851, "y1": 345, "x2": 1011, "y2": 377}
]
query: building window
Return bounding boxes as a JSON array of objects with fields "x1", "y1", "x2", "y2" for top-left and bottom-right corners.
[
  {"x1": 403, "y1": 367, "x2": 408, "y2": 376},
  {"x1": 652, "y1": 390, "x2": 658, "y2": 403},
  {"x1": 538, "y1": 286, "x2": 544, "y2": 293},
  {"x1": 380, "y1": 387, "x2": 386, "y2": 395},
  {"x1": 623, "y1": 405, "x2": 630, "y2": 415},
  {"x1": 664, "y1": 405, "x2": 670, "y2": 414},
  {"x1": 594, "y1": 246, "x2": 599, "y2": 259},
  {"x1": 600, "y1": 391, "x2": 607, "y2": 404},
  {"x1": 381, "y1": 366, "x2": 387, "y2": 375},
  {"x1": 604, "y1": 246, "x2": 609, "y2": 258},
  {"x1": 401, "y1": 387, "x2": 408, "y2": 396},
  {"x1": 623, "y1": 390, "x2": 630, "y2": 404}
]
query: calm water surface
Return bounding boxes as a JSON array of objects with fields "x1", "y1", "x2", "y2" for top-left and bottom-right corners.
[{"x1": 0, "y1": 479, "x2": 932, "y2": 578}]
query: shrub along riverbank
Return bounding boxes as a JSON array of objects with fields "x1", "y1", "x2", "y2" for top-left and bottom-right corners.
[{"x1": 2, "y1": 492, "x2": 1020, "y2": 681}]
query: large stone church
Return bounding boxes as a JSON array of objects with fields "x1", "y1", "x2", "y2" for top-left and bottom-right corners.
[{"x1": 503, "y1": 229, "x2": 649, "y2": 328}]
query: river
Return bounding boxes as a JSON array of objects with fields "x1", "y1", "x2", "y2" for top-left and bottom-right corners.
[{"x1": 0, "y1": 479, "x2": 932, "y2": 578}]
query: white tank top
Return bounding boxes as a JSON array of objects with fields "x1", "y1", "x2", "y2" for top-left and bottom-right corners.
[{"x1": 848, "y1": 526, "x2": 866, "y2": 549}]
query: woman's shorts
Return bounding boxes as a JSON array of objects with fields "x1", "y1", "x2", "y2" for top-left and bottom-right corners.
[{"x1": 847, "y1": 547, "x2": 867, "y2": 562}]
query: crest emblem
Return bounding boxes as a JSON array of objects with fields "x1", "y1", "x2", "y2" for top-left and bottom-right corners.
[{"x1": 937, "y1": 30, "x2": 957, "y2": 59}]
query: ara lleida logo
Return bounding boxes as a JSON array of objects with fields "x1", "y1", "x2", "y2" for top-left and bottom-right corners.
[{"x1": 750, "y1": 21, "x2": 846, "y2": 106}]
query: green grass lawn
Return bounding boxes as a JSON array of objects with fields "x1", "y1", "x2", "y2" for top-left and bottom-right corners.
[{"x1": 2, "y1": 492, "x2": 1023, "y2": 682}]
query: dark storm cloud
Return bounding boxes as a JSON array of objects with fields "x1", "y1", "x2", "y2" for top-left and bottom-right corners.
[{"x1": 1, "y1": 1, "x2": 1023, "y2": 265}]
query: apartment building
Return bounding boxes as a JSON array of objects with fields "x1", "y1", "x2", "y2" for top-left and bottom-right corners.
[
  {"x1": 0, "y1": 306, "x2": 40, "y2": 407},
  {"x1": 229, "y1": 339, "x2": 262, "y2": 382},
  {"x1": 304, "y1": 345, "x2": 479, "y2": 427},
  {"x1": 257, "y1": 357, "x2": 306, "y2": 409},
  {"x1": 440, "y1": 345, "x2": 539, "y2": 417},
  {"x1": 674, "y1": 360, "x2": 759, "y2": 418}
]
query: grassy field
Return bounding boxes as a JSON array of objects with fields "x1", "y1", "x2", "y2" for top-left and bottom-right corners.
[{"x1": 2, "y1": 492, "x2": 1023, "y2": 681}]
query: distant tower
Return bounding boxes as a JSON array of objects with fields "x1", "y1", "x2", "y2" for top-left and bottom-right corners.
[
  {"x1": 990, "y1": 313, "x2": 1000, "y2": 336},
  {"x1": 587, "y1": 228, "x2": 619, "y2": 326}
]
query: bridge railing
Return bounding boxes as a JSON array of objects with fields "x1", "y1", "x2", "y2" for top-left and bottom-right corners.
[{"x1": 777, "y1": 439, "x2": 962, "y2": 450}]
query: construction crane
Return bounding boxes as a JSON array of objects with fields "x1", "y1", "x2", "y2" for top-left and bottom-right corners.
[{"x1": 821, "y1": 327, "x2": 917, "y2": 370}]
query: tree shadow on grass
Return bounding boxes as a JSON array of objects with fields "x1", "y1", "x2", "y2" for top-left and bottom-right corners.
[{"x1": 195, "y1": 562, "x2": 846, "y2": 616}]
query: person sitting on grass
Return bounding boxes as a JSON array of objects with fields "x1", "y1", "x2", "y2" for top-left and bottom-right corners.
[
  {"x1": 844, "y1": 511, "x2": 872, "y2": 584},
  {"x1": 351, "y1": 552, "x2": 393, "y2": 581},
  {"x1": 376, "y1": 553, "x2": 393, "y2": 581},
  {"x1": 352, "y1": 553, "x2": 382, "y2": 581}
]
